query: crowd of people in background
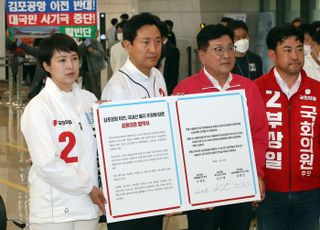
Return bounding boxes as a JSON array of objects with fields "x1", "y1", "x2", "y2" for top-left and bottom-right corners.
[
  {"x1": 7, "y1": 14, "x2": 320, "y2": 101},
  {"x1": 5, "y1": 9, "x2": 320, "y2": 230}
]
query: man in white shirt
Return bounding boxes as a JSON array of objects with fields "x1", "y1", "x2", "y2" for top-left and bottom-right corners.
[
  {"x1": 102, "y1": 13, "x2": 167, "y2": 101},
  {"x1": 101, "y1": 12, "x2": 167, "y2": 230},
  {"x1": 110, "y1": 20, "x2": 128, "y2": 73},
  {"x1": 106, "y1": 18, "x2": 118, "y2": 42}
]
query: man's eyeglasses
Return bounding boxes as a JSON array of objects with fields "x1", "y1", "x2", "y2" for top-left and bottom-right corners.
[{"x1": 207, "y1": 46, "x2": 236, "y2": 56}]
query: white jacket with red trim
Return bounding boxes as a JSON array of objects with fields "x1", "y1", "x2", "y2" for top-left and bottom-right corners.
[
  {"x1": 21, "y1": 78, "x2": 99, "y2": 224},
  {"x1": 101, "y1": 58, "x2": 167, "y2": 101}
]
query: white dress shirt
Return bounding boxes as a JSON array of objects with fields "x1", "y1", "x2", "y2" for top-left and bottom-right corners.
[
  {"x1": 110, "y1": 41, "x2": 128, "y2": 73},
  {"x1": 303, "y1": 52, "x2": 320, "y2": 81},
  {"x1": 274, "y1": 68, "x2": 301, "y2": 99},
  {"x1": 102, "y1": 58, "x2": 167, "y2": 100},
  {"x1": 204, "y1": 67, "x2": 233, "y2": 91}
]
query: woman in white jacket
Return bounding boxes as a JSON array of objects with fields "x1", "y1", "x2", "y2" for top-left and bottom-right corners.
[{"x1": 21, "y1": 33, "x2": 105, "y2": 230}]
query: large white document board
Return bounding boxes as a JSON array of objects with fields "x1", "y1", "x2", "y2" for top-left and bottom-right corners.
[{"x1": 93, "y1": 90, "x2": 260, "y2": 223}]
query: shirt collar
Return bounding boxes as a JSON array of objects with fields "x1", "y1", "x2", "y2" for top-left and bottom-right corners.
[
  {"x1": 203, "y1": 67, "x2": 233, "y2": 91},
  {"x1": 125, "y1": 57, "x2": 154, "y2": 81},
  {"x1": 46, "y1": 77, "x2": 79, "y2": 93},
  {"x1": 274, "y1": 68, "x2": 301, "y2": 99}
]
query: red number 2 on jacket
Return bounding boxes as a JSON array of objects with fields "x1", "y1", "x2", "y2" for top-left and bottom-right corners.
[{"x1": 59, "y1": 131, "x2": 78, "y2": 163}]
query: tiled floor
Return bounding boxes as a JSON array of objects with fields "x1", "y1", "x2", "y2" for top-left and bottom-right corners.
[{"x1": 0, "y1": 81, "x2": 30, "y2": 230}]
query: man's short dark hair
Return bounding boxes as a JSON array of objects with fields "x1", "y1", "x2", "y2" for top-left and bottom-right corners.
[
  {"x1": 311, "y1": 21, "x2": 320, "y2": 32},
  {"x1": 120, "y1": 13, "x2": 129, "y2": 21},
  {"x1": 220, "y1": 17, "x2": 234, "y2": 26},
  {"x1": 197, "y1": 24, "x2": 234, "y2": 50},
  {"x1": 266, "y1": 24, "x2": 304, "y2": 50},
  {"x1": 160, "y1": 21, "x2": 169, "y2": 38},
  {"x1": 311, "y1": 30, "x2": 320, "y2": 44},
  {"x1": 298, "y1": 23, "x2": 319, "y2": 45},
  {"x1": 123, "y1": 12, "x2": 163, "y2": 44},
  {"x1": 111, "y1": 18, "x2": 118, "y2": 26},
  {"x1": 38, "y1": 33, "x2": 79, "y2": 75},
  {"x1": 291, "y1": 17, "x2": 307, "y2": 26},
  {"x1": 298, "y1": 23, "x2": 313, "y2": 37},
  {"x1": 116, "y1": 20, "x2": 126, "y2": 30},
  {"x1": 228, "y1": 20, "x2": 248, "y2": 33},
  {"x1": 165, "y1": 20, "x2": 174, "y2": 29},
  {"x1": 306, "y1": 21, "x2": 320, "y2": 45}
]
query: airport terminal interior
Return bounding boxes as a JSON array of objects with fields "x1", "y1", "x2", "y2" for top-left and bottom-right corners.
[{"x1": 1, "y1": 0, "x2": 320, "y2": 229}]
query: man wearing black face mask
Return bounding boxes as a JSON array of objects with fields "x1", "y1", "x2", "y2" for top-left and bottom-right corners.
[{"x1": 228, "y1": 20, "x2": 263, "y2": 80}]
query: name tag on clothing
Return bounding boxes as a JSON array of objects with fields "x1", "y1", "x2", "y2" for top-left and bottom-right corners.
[{"x1": 249, "y1": 63, "x2": 256, "y2": 72}]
